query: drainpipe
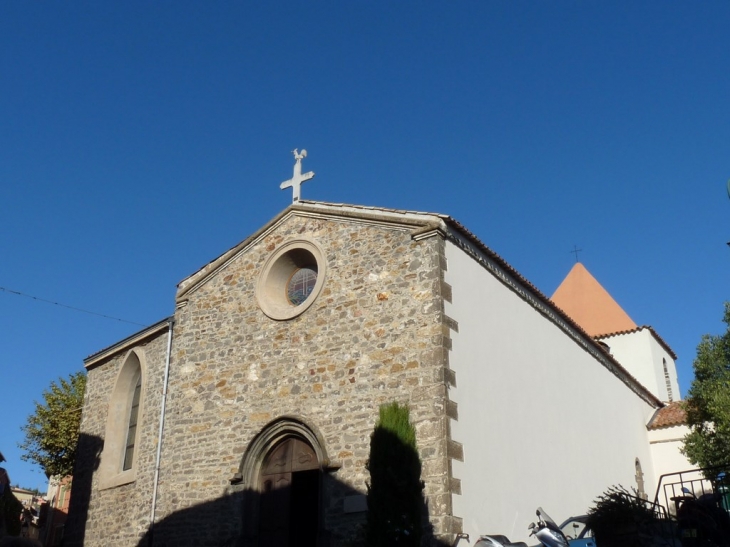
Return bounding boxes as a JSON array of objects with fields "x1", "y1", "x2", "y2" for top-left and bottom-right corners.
[{"x1": 148, "y1": 318, "x2": 174, "y2": 546}]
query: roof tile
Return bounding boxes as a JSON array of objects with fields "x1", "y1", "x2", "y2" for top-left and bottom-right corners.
[{"x1": 648, "y1": 401, "x2": 687, "y2": 429}]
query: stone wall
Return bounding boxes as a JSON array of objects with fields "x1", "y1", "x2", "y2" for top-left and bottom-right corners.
[
  {"x1": 70, "y1": 328, "x2": 170, "y2": 547},
  {"x1": 74, "y1": 211, "x2": 456, "y2": 546}
]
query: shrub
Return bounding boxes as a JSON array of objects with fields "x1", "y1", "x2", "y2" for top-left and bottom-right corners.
[{"x1": 586, "y1": 486, "x2": 657, "y2": 546}]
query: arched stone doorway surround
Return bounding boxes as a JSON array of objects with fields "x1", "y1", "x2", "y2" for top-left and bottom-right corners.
[{"x1": 234, "y1": 416, "x2": 331, "y2": 547}]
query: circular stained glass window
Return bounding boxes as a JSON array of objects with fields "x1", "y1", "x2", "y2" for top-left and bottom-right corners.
[
  {"x1": 256, "y1": 239, "x2": 326, "y2": 320},
  {"x1": 287, "y1": 266, "x2": 318, "y2": 305}
]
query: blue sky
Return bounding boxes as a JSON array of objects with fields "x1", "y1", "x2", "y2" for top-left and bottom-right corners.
[{"x1": 1, "y1": 2, "x2": 728, "y2": 491}]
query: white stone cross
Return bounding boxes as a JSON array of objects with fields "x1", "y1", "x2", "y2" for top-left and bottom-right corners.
[{"x1": 280, "y1": 149, "x2": 315, "y2": 202}]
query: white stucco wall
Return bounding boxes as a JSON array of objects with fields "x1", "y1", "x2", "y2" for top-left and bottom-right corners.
[
  {"x1": 601, "y1": 330, "x2": 680, "y2": 403},
  {"x1": 649, "y1": 425, "x2": 695, "y2": 488},
  {"x1": 444, "y1": 240, "x2": 659, "y2": 543}
]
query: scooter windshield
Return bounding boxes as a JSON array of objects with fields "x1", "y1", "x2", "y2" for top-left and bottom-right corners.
[{"x1": 536, "y1": 507, "x2": 559, "y2": 529}]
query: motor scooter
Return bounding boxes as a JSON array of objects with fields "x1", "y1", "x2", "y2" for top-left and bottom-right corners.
[
  {"x1": 528, "y1": 507, "x2": 570, "y2": 547},
  {"x1": 451, "y1": 507, "x2": 576, "y2": 547}
]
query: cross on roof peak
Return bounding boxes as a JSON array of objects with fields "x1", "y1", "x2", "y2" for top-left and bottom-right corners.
[
  {"x1": 280, "y1": 149, "x2": 315, "y2": 203},
  {"x1": 570, "y1": 245, "x2": 583, "y2": 262}
]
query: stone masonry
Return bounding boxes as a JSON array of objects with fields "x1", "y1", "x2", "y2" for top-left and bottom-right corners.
[
  {"x1": 72, "y1": 326, "x2": 170, "y2": 546},
  {"x1": 73, "y1": 203, "x2": 460, "y2": 547}
]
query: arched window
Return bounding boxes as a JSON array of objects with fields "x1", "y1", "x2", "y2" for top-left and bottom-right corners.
[
  {"x1": 662, "y1": 358, "x2": 674, "y2": 402},
  {"x1": 635, "y1": 458, "x2": 646, "y2": 500},
  {"x1": 99, "y1": 350, "x2": 146, "y2": 489},
  {"x1": 122, "y1": 372, "x2": 142, "y2": 471}
]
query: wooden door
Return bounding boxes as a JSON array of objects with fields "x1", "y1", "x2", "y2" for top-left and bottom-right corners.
[{"x1": 259, "y1": 438, "x2": 319, "y2": 547}]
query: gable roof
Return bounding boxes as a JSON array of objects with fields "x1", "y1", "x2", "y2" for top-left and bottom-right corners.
[
  {"x1": 173, "y1": 200, "x2": 661, "y2": 408},
  {"x1": 550, "y1": 262, "x2": 637, "y2": 337},
  {"x1": 175, "y1": 200, "x2": 449, "y2": 299}
]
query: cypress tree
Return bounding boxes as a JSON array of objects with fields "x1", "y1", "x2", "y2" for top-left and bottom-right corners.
[{"x1": 365, "y1": 402, "x2": 424, "y2": 546}]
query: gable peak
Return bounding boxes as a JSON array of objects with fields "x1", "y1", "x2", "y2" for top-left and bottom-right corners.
[{"x1": 551, "y1": 262, "x2": 637, "y2": 337}]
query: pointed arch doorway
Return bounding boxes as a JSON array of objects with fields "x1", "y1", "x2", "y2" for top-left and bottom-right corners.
[{"x1": 258, "y1": 437, "x2": 320, "y2": 547}]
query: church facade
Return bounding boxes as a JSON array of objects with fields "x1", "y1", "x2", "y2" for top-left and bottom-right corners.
[{"x1": 69, "y1": 199, "x2": 686, "y2": 546}]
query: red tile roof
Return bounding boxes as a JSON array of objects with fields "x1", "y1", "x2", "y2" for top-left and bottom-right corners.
[{"x1": 648, "y1": 401, "x2": 687, "y2": 429}]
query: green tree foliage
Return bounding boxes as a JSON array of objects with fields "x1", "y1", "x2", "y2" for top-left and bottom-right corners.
[
  {"x1": 365, "y1": 402, "x2": 424, "y2": 546},
  {"x1": 683, "y1": 302, "x2": 730, "y2": 470},
  {"x1": 19, "y1": 371, "x2": 86, "y2": 478}
]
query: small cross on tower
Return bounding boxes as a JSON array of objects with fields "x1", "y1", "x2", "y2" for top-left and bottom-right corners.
[
  {"x1": 570, "y1": 245, "x2": 583, "y2": 262},
  {"x1": 280, "y1": 149, "x2": 315, "y2": 202}
]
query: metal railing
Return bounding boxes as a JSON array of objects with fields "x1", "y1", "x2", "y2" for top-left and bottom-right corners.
[{"x1": 654, "y1": 465, "x2": 730, "y2": 518}]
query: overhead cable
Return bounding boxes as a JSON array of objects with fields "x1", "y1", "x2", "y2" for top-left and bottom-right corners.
[{"x1": 0, "y1": 286, "x2": 147, "y2": 327}]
